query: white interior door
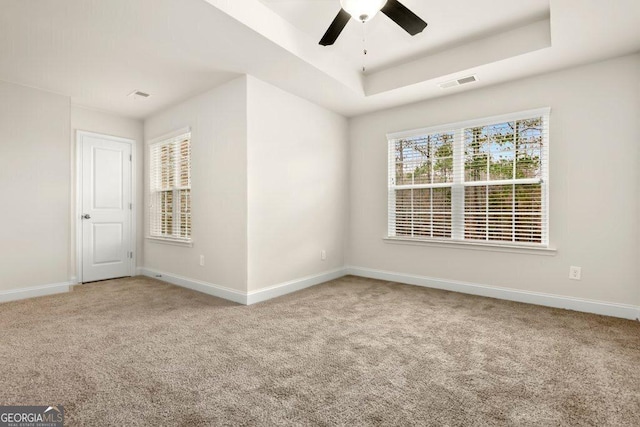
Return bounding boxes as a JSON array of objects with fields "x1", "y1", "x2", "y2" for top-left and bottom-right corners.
[{"x1": 80, "y1": 133, "x2": 132, "y2": 283}]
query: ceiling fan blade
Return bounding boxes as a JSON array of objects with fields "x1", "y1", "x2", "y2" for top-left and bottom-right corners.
[
  {"x1": 319, "y1": 9, "x2": 351, "y2": 46},
  {"x1": 381, "y1": 0, "x2": 427, "y2": 36}
]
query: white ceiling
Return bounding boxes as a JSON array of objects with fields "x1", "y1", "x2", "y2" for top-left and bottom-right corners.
[
  {"x1": 259, "y1": 0, "x2": 550, "y2": 72},
  {"x1": 0, "y1": 0, "x2": 638, "y2": 119}
]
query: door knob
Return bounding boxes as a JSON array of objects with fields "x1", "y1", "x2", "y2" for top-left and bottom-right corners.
[{"x1": 82, "y1": 214, "x2": 91, "y2": 219}]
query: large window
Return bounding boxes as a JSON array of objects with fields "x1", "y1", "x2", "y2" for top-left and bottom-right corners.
[
  {"x1": 388, "y1": 109, "x2": 549, "y2": 247},
  {"x1": 149, "y1": 131, "x2": 192, "y2": 242}
]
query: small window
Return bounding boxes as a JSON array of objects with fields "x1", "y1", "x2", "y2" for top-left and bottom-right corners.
[
  {"x1": 388, "y1": 109, "x2": 549, "y2": 247},
  {"x1": 149, "y1": 131, "x2": 191, "y2": 242}
]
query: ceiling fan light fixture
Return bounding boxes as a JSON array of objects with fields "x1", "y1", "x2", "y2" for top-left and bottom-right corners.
[
  {"x1": 320, "y1": 0, "x2": 426, "y2": 46},
  {"x1": 340, "y1": 0, "x2": 388, "y2": 22}
]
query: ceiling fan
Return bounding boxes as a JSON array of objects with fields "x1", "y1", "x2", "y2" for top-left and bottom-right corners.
[{"x1": 320, "y1": 0, "x2": 427, "y2": 46}]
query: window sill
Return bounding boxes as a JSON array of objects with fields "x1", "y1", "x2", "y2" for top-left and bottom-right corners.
[
  {"x1": 146, "y1": 237, "x2": 193, "y2": 247},
  {"x1": 383, "y1": 237, "x2": 557, "y2": 256}
]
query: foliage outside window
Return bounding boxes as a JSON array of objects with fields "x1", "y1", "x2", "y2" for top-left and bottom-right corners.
[
  {"x1": 388, "y1": 109, "x2": 549, "y2": 247},
  {"x1": 149, "y1": 132, "x2": 192, "y2": 241}
]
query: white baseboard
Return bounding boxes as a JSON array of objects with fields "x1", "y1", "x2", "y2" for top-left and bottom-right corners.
[
  {"x1": 0, "y1": 281, "x2": 71, "y2": 304},
  {"x1": 140, "y1": 267, "x2": 348, "y2": 306},
  {"x1": 135, "y1": 267, "x2": 143, "y2": 276},
  {"x1": 346, "y1": 266, "x2": 640, "y2": 321},
  {"x1": 133, "y1": 265, "x2": 640, "y2": 320},
  {"x1": 247, "y1": 268, "x2": 347, "y2": 305},
  {"x1": 140, "y1": 268, "x2": 247, "y2": 304}
]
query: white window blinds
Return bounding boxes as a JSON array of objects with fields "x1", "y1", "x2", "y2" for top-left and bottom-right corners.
[
  {"x1": 149, "y1": 131, "x2": 192, "y2": 241},
  {"x1": 388, "y1": 108, "x2": 549, "y2": 247}
]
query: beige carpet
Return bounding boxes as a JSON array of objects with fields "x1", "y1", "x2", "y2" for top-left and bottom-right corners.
[{"x1": 0, "y1": 276, "x2": 638, "y2": 426}]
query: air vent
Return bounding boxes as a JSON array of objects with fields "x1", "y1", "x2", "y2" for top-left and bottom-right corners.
[
  {"x1": 457, "y1": 76, "x2": 477, "y2": 85},
  {"x1": 438, "y1": 75, "x2": 478, "y2": 89},
  {"x1": 128, "y1": 90, "x2": 151, "y2": 98}
]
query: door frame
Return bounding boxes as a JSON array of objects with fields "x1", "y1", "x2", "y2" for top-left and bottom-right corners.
[{"x1": 75, "y1": 130, "x2": 137, "y2": 283}]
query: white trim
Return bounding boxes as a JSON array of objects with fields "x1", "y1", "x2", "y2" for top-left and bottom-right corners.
[
  {"x1": 145, "y1": 236, "x2": 194, "y2": 247},
  {"x1": 75, "y1": 133, "x2": 82, "y2": 282},
  {"x1": 131, "y1": 140, "x2": 138, "y2": 278},
  {"x1": 541, "y1": 112, "x2": 550, "y2": 245},
  {"x1": 0, "y1": 282, "x2": 71, "y2": 304},
  {"x1": 346, "y1": 266, "x2": 640, "y2": 320},
  {"x1": 139, "y1": 267, "x2": 348, "y2": 306},
  {"x1": 383, "y1": 237, "x2": 557, "y2": 255},
  {"x1": 76, "y1": 131, "x2": 137, "y2": 283},
  {"x1": 147, "y1": 130, "x2": 192, "y2": 241},
  {"x1": 247, "y1": 268, "x2": 347, "y2": 305},
  {"x1": 387, "y1": 108, "x2": 550, "y2": 249},
  {"x1": 6, "y1": 267, "x2": 636, "y2": 321},
  {"x1": 387, "y1": 107, "x2": 551, "y2": 140},
  {"x1": 139, "y1": 268, "x2": 247, "y2": 304}
]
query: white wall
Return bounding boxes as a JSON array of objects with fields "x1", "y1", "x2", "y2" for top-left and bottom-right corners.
[
  {"x1": 143, "y1": 77, "x2": 248, "y2": 292},
  {"x1": 246, "y1": 77, "x2": 348, "y2": 292},
  {"x1": 142, "y1": 75, "x2": 348, "y2": 295},
  {"x1": 70, "y1": 106, "x2": 144, "y2": 277},
  {"x1": 0, "y1": 81, "x2": 71, "y2": 291},
  {"x1": 348, "y1": 54, "x2": 640, "y2": 307}
]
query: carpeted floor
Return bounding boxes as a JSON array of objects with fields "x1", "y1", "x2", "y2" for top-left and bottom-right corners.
[{"x1": 0, "y1": 276, "x2": 639, "y2": 426}]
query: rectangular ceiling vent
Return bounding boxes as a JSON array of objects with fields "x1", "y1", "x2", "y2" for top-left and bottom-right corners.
[
  {"x1": 128, "y1": 90, "x2": 151, "y2": 98},
  {"x1": 438, "y1": 75, "x2": 478, "y2": 89}
]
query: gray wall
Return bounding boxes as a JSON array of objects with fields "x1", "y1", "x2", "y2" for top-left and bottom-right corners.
[
  {"x1": 246, "y1": 76, "x2": 349, "y2": 291},
  {"x1": 143, "y1": 76, "x2": 249, "y2": 292},
  {"x1": 142, "y1": 75, "x2": 349, "y2": 294},
  {"x1": 0, "y1": 82, "x2": 71, "y2": 291},
  {"x1": 348, "y1": 54, "x2": 640, "y2": 306}
]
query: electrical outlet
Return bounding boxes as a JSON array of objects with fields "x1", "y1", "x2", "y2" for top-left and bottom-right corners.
[
  {"x1": 569, "y1": 266, "x2": 581, "y2": 280},
  {"x1": 321, "y1": 250, "x2": 327, "y2": 261},
  {"x1": 199, "y1": 255, "x2": 205, "y2": 266}
]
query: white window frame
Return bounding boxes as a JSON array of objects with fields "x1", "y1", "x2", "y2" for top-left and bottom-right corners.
[
  {"x1": 386, "y1": 108, "x2": 554, "y2": 253},
  {"x1": 147, "y1": 127, "x2": 192, "y2": 246}
]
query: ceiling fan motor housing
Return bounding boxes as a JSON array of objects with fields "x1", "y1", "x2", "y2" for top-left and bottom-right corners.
[
  {"x1": 320, "y1": 0, "x2": 427, "y2": 46},
  {"x1": 340, "y1": 0, "x2": 388, "y2": 22}
]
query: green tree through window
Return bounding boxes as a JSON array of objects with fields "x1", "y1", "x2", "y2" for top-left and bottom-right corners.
[{"x1": 388, "y1": 111, "x2": 548, "y2": 246}]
